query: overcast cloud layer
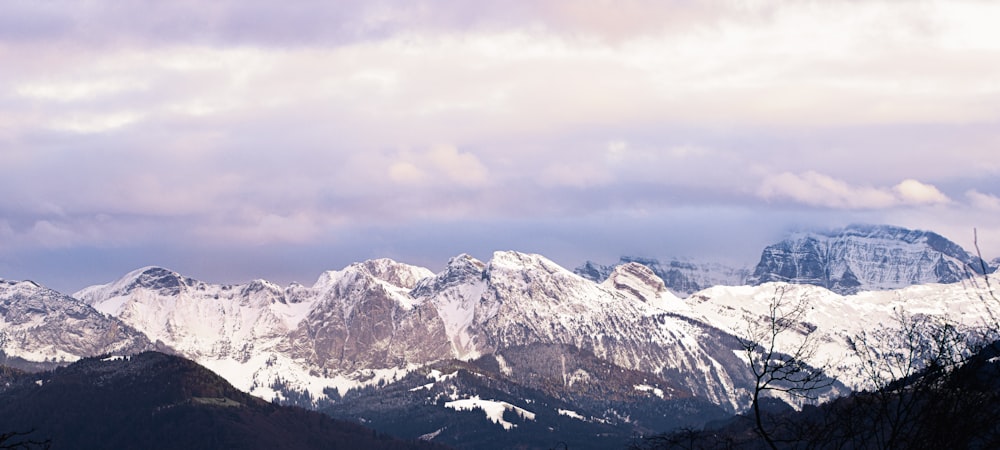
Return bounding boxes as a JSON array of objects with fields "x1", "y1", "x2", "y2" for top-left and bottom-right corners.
[{"x1": 2, "y1": 0, "x2": 999, "y2": 292}]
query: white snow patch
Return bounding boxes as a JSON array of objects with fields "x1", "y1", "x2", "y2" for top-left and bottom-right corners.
[
  {"x1": 201, "y1": 353, "x2": 418, "y2": 406},
  {"x1": 558, "y1": 408, "x2": 586, "y2": 421},
  {"x1": 431, "y1": 279, "x2": 488, "y2": 357},
  {"x1": 634, "y1": 384, "x2": 665, "y2": 399},
  {"x1": 269, "y1": 298, "x2": 316, "y2": 330},
  {"x1": 410, "y1": 383, "x2": 435, "y2": 392},
  {"x1": 445, "y1": 396, "x2": 536, "y2": 430},
  {"x1": 427, "y1": 369, "x2": 458, "y2": 382},
  {"x1": 496, "y1": 354, "x2": 513, "y2": 377}
]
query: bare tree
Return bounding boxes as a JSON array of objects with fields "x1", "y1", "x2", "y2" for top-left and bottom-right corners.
[
  {"x1": 966, "y1": 228, "x2": 1000, "y2": 329},
  {"x1": 737, "y1": 285, "x2": 833, "y2": 450},
  {"x1": 842, "y1": 311, "x2": 973, "y2": 449}
]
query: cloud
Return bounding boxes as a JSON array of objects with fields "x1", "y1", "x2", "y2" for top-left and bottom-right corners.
[
  {"x1": 967, "y1": 190, "x2": 1000, "y2": 211},
  {"x1": 757, "y1": 171, "x2": 950, "y2": 209},
  {"x1": 388, "y1": 161, "x2": 429, "y2": 185},
  {"x1": 426, "y1": 145, "x2": 490, "y2": 187},
  {"x1": 195, "y1": 212, "x2": 327, "y2": 245},
  {"x1": 893, "y1": 179, "x2": 950, "y2": 205},
  {"x1": 15, "y1": 78, "x2": 148, "y2": 101},
  {"x1": 0, "y1": 215, "x2": 148, "y2": 250},
  {"x1": 3, "y1": 0, "x2": 1000, "y2": 288},
  {"x1": 539, "y1": 162, "x2": 613, "y2": 188},
  {"x1": 386, "y1": 145, "x2": 489, "y2": 188}
]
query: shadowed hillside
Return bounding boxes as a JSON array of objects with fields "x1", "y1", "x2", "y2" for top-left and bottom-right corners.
[{"x1": 0, "y1": 352, "x2": 448, "y2": 450}]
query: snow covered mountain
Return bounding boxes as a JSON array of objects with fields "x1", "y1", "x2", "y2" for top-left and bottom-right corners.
[
  {"x1": 4, "y1": 223, "x2": 998, "y2": 447},
  {"x1": 410, "y1": 253, "x2": 767, "y2": 411},
  {"x1": 0, "y1": 278, "x2": 156, "y2": 369},
  {"x1": 582, "y1": 225, "x2": 994, "y2": 297},
  {"x1": 748, "y1": 224, "x2": 994, "y2": 295},
  {"x1": 72, "y1": 253, "x2": 771, "y2": 414},
  {"x1": 66, "y1": 244, "x2": 998, "y2": 405},
  {"x1": 74, "y1": 260, "x2": 450, "y2": 402},
  {"x1": 575, "y1": 256, "x2": 749, "y2": 296}
]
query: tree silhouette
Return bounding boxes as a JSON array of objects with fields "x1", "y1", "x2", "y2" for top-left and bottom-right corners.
[{"x1": 737, "y1": 285, "x2": 832, "y2": 449}]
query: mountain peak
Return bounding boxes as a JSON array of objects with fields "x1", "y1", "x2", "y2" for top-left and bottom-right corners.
[
  {"x1": 131, "y1": 266, "x2": 192, "y2": 293},
  {"x1": 487, "y1": 251, "x2": 570, "y2": 277},
  {"x1": 750, "y1": 224, "x2": 993, "y2": 294},
  {"x1": 74, "y1": 266, "x2": 203, "y2": 306},
  {"x1": 575, "y1": 257, "x2": 749, "y2": 297},
  {"x1": 603, "y1": 262, "x2": 666, "y2": 302},
  {"x1": 314, "y1": 258, "x2": 433, "y2": 293},
  {"x1": 0, "y1": 279, "x2": 155, "y2": 366}
]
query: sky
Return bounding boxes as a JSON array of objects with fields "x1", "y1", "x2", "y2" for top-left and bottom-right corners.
[{"x1": 2, "y1": 0, "x2": 1000, "y2": 293}]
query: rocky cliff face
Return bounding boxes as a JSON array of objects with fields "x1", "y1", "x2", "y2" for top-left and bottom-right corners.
[
  {"x1": 747, "y1": 224, "x2": 994, "y2": 295},
  {"x1": 9, "y1": 234, "x2": 996, "y2": 447},
  {"x1": 575, "y1": 257, "x2": 749, "y2": 296},
  {"x1": 410, "y1": 251, "x2": 767, "y2": 412},
  {"x1": 286, "y1": 259, "x2": 452, "y2": 373},
  {"x1": 75, "y1": 261, "x2": 451, "y2": 400},
  {"x1": 70, "y1": 253, "x2": 774, "y2": 413},
  {"x1": 0, "y1": 279, "x2": 155, "y2": 365}
]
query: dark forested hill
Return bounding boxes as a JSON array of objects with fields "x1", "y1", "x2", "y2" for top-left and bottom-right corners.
[{"x1": 0, "y1": 352, "x2": 448, "y2": 450}]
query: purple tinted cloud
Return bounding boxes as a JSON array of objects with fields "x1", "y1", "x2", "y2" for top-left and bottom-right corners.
[{"x1": 2, "y1": 1, "x2": 1000, "y2": 291}]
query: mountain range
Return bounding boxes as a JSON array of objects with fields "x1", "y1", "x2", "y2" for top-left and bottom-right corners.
[
  {"x1": 576, "y1": 224, "x2": 993, "y2": 296},
  {"x1": 1, "y1": 224, "x2": 998, "y2": 448}
]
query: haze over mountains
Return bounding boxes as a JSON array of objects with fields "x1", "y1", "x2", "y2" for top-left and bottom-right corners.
[
  {"x1": 1, "y1": 224, "x2": 997, "y2": 449},
  {"x1": 577, "y1": 224, "x2": 993, "y2": 296}
]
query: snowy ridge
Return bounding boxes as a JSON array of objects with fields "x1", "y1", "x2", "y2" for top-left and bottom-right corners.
[
  {"x1": 412, "y1": 251, "x2": 756, "y2": 411},
  {"x1": 6, "y1": 227, "x2": 996, "y2": 429},
  {"x1": 71, "y1": 261, "x2": 448, "y2": 402},
  {"x1": 65, "y1": 253, "x2": 758, "y2": 412},
  {"x1": 578, "y1": 224, "x2": 994, "y2": 298},
  {"x1": 749, "y1": 224, "x2": 994, "y2": 294},
  {"x1": 677, "y1": 272, "x2": 1000, "y2": 391},
  {"x1": 445, "y1": 396, "x2": 537, "y2": 430},
  {"x1": 576, "y1": 256, "x2": 750, "y2": 296},
  {"x1": 0, "y1": 279, "x2": 154, "y2": 363}
]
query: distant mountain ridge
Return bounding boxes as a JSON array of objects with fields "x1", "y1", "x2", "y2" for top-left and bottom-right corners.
[
  {"x1": 748, "y1": 224, "x2": 993, "y2": 295},
  {"x1": 71, "y1": 253, "x2": 769, "y2": 413},
  {"x1": 61, "y1": 253, "x2": 766, "y2": 448},
  {"x1": 575, "y1": 256, "x2": 750, "y2": 296},
  {"x1": 1, "y1": 223, "x2": 997, "y2": 448},
  {"x1": 0, "y1": 279, "x2": 158, "y2": 369},
  {"x1": 577, "y1": 224, "x2": 995, "y2": 296}
]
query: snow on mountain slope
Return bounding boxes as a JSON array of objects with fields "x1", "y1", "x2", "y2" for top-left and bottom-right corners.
[
  {"x1": 410, "y1": 251, "x2": 763, "y2": 412},
  {"x1": 576, "y1": 257, "x2": 749, "y2": 296},
  {"x1": 67, "y1": 246, "x2": 999, "y2": 418},
  {"x1": 74, "y1": 261, "x2": 448, "y2": 402},
  {"x1": 285, "y1": 258, "x2": 451, "y2": 374},
  {"x1": 601, "y1": 262, "x2": 689, "y2": 312},
  {"x1": 74, "y1": 254, "x2": 763, "y2": 412},
  {"x1": 579, "y1": 225, "x2": 994, "y2": 298},
  {"x1": 676, "y1": 271, "x2": 1000, "y2": 391},
  {"x1": 412, "y1": 254, "x2": 490, "y2": 358},
  {"x1": 0, "y1": 279, "x2": 154, "y2": 364},
  {"x1": 76, "y1": 267, "x2": 302, "y2": 361},
  {"x1": 748, "y1": 224, "x2": 994, "y2": 295}
]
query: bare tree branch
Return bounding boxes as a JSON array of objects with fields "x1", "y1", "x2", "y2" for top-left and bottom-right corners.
[{"x1": 737, "y1": 285, "x2": 833, "y2": 449}]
